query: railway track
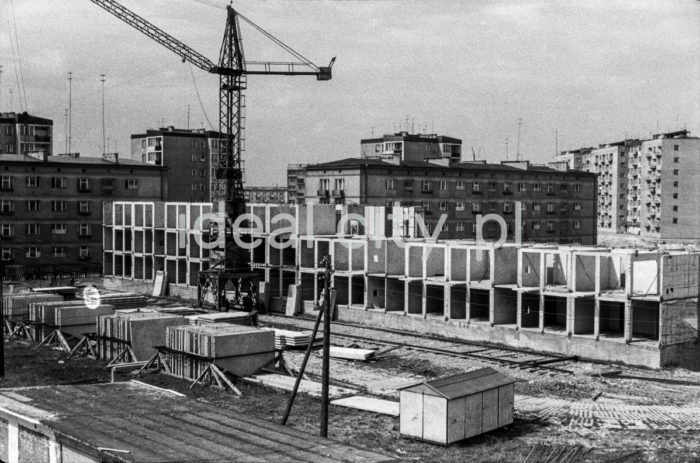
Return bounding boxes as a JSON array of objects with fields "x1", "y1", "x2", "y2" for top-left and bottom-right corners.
[{"x1": 260, "y1": 314, "x2": 579, "y2": 375}]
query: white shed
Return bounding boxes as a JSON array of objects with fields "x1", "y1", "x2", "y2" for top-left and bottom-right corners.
[{"x1": 398, "y1": 367, "x2": 515, "y2": 445}]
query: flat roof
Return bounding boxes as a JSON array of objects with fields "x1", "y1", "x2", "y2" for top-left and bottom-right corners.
[
  {"x1": 0, "y1": 381, "x2": 394, "y2": 463},
  {"x1": 0, "y1": 153, "x2": 164, "y2": 169}
]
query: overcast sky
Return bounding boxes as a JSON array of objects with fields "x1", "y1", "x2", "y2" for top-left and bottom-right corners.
[{"x1": 1, "y1": 0, "x2": 698, "y2": 185}]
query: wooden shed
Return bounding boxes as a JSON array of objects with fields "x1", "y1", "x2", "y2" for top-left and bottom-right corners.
[{"x1": 398, "y1": 367, "x2": 515, "y2": 445}]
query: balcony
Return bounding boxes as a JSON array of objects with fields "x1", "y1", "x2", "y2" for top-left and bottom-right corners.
[
  {"x1": 78, "y1": 210, "x2": 92, "y2": 216},
  {"x1": 77, "y1": 186, "x2": 92, "y2": 193},
  {"x1": 0, "y1": 184, "x2": 14, "y2": 192},
  {"x1": 317, "y1": 189, "x2": 330, "y2": 197},
  {"x1": 421, "y1": 188, "x2": 434, "y2": 194},
  {"x1": 331, "y1": 189, "x2": 345, "y2": 198}
]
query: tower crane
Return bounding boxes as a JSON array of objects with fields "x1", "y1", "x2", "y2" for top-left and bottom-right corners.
[{"x1": 89, "y1": 0, "x2": 334, "y2": 309}]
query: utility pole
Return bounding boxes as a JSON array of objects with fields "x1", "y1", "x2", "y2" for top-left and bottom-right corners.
[
  {"x1": 516, "y1": 118, "x2": 522, "y2": 161},
  {"x1": 100, "y1": 74, "x2": 106, "y2": 155},
  {"x1": 320, "y1": 255, "x2": 332, "y2": 437},
  {"x1": 68, "y1": 72, "x2": 73, "y2": 155}
]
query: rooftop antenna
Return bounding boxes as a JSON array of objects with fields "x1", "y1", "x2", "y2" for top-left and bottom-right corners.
[
  {"x1": 68, "y1": 72, "x2": 73, "y2": 154},
  {"x1": 100, "y1": 74, "x2": 106, "y2": 155},
  {"x1": 64, "y1": 108, "x2": 68, "y2": 154},
  {"x1": 404, "y1": 115, "x2": 409, "y2": 133},
  {"x1": 370, "y1": 126, "x2": 375, "y2": 137},
  {"x1": 505, "y1": 137, "x2": 509, "y2": 160},
  {"x1": 187, "y1": 104, "x2": 191, "y2": 129},
  {"x1": 516, "y1": 118, "x2": 522, "y2": 161},
  {"x1": 0, "y1": 65, "x2": 3, "y2": 108},
  {"x1": 431, "y1": 120, "x2": 434, "y2": 134},
  {"x1": 9, "y1": 89, "x2": 13, "y2": 112},
  {"x1": 411, "y1": 118, "x2": 415, "y2": 134},
  {"x1": 555, "y1": 130, "x2": 558, "y2": 158}
]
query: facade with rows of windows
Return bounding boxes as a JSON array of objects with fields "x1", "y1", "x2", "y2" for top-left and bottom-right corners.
[
  {"x1": 0, "y1": 152, "x2": 166, "y2": 272},
  {"x1": 297, "y1": 158, "x2": 597, "y2": 244},
  {"x1": 552, "y1": 130, "x2": 700, "y2": 239},
  {"x1": 130, "y1": 126, "x2": 228, "y2": 203},
  {"x1": 0, "y1": 112, "x2": 53, "y2": 156}
]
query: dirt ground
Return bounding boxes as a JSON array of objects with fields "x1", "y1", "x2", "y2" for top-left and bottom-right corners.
[{"x1": 2, "y1": 326, "x2": 699, "y2": 463}]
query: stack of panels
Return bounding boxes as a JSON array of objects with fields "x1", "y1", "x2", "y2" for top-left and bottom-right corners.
[
  {"x1": 96, "y1": 293, "x2": 148, "y2": 311},
  {"x1": 190, "y1": 311, "x2": 253, "y2": 327},
  {"x1": 54, "y1": 304, "x2": 114, "y2": 338},
  {"x1": 261, "y1": 328, "x2": 313, "y2": 350},
  {"x1": 153, "y1": 306, "x2": 206, "y2": 316},
  {"x1": 28, "y1": 301, "x2": 87, "y2": 340},
  {"x1": 164, "y1": 323, "x2": 275, "y2": 379},
  {"x1": 3, "y1": 293, "x2": 63, "y2": 320},
  {"x1": 98, "y1": 312, "x2": 187, "y2": 362}
]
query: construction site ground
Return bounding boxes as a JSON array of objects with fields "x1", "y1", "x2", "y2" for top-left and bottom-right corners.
[{"x1": 1, "y1": 290, "x2": 699, "y2": 462}]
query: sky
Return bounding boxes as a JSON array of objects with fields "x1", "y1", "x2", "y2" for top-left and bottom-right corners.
[{"x1": 1, "y1": 0, "x2": 698, "y2": 186}]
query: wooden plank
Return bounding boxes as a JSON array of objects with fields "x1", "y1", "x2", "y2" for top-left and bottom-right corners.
[
  {"x1": 422, "y1": 395, "x2": 447, "y2": 444},
  {"x1": 285, "y1": 284, "x2": 300, "y2": 316},
  {"x1": 330, "y1": 396, "x2": 399, "y2": 417},
  {"x1": 446, "y1": 396, "x2": 466, "y2": 444},
  {"x1": 153, "y1": 270, "x2": 166, "y2": 297},
  {"x1": 464, "y1": 393, "x2": 482, "y2": 439},
  {"x1": 481, "y1": 388, "x2": 499, "y2": 433},
  {"x1": 498, "y1": 384, "x2": 514, "y2": 427},
  {"x1": 399, "y1": 391, "x2": 423, "y2": 439}
]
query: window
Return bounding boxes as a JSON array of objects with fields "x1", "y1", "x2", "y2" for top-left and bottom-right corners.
[
  {"x1": 79, "y1": 201, "x2": 91, "y2": 214},
  {"x1": 503, "y1": 203, "x2": 512, "y2": 214},
  {"x1": 52, "y1": 247, "x2": 66, "y2": 258},
  {"x1": 532, "y1": 202, "x2": 540, "y2": 212},
  {"x1": 191, "y1": 153, "x2": 197, "y2": 163},
  {"x1": 673, "y1": 169, "x2": 679, "y2": 176},
  {"x1": 518, "y1": 183, "x2": 527, "y2": 192},
  {"x1": 51, "y1": 224, "x2": 67, "y2": 234},
  {"x1": 619, "y1": 205, "x2": 625, "y2": 210},
  {"x1": 191, "y1": 183, "x2": 199, "y2": 191},
  {"x1": 574, "y1": 202, "x2": 581, "y2": 211},
  {"x1": 439, "y1": 180, "x2": 448, "y2": 191},
  {"x1": 51, "y1": 177, "x2": 67, "y2": 189},
  {"x1": 472, "y1": 202, "x2": 481, "y2": 212},
  {"x1": 673, "y1": 193, "x2": 678, "y2": 199},
  {"x1": 1, "y1": 248, "x2": 13, "y2": 261},
  {"x1": 52, "y1": 201, "x2": 67, "y2": 212},
  {"x1": 0, "y1": 224, "x2": 13, "y2": 237},
  {"x1": 456, "y1": 222, "x2": 465, "y2": 232},
  {"x1": 546, "y1": 184, "x2": 554, "y2": 194},
  {"x1": 439, "y1": 201, "x2": 447, "y2": 211},
  {"x1": 547, "y1": 203, "x2": 555, "y2": 213},
  {"x1": 488, "y1": 182, "x2": 496, "y2": 192},
  {"x1": 79, "y1": 224, "x2": 92, "y2": 236},
  {"x1": 456, "y1": 181, "x2": 465, "y2": 191},
  {"x1": 471, "y1": 222, "x2": 477, "y2": 233},
  {"x1": 26, "y1": 224, "x2": 40, "y2": 235},
  {"x1": 0, "y1": 176, "x2": 14, "y2": 190},
  {"x1": 79, "y1": 246, "x2": 90, "y2": 259},
  {"x1": 673, "y1": 181, "x2": 679, "y2": 187},
  {"x1": 25, "y1": 176, "x2": 39, "y2": 188},
  {"x1": 673, "y1": 205, "x2": 678, "y2": 212},
  {"x1": 489, "y1": 202, "x2": 496, "y2": 211},
  {"x1": 26, "y1": 247, "x2": 40, "y2": 259},
  {"x1": 141, "y1": 139, "x2": 146, "y2": 148},
  {"x1": 503, "y1": 182, "x2": 513, "y2": 194},
  {"x1": 0, "y1": 200, "x2": 14, "y2": 213},
  {"x1": 472, "y1": 182, "x2": 481, "y2": 193},
  {"x1": 674, "y1": 144, "x2": 679, "y2": 151},
  {"x1": 546, "y1": 221, "x2": 554, "y2": 232},
  {"x1": 456, "y1": 201, "x2": 465, "y2": 211},
  {"x1": 674, "y1": 157, "x2": 679, "y2": 163},
  {"x1": 560, "y1": 183, "x2": 568, "y2": 191},
  {"x1": 532, "y1": 221, "x2": 541, "y2": 231},
  {"x1": 78, "y1": 178, "x2": 91, "y2": 191},
  {"x1": 385, "y1": 179, "x2": 396, "y2": 190},
  {"x1": 422, "y1": 201, "x2": 431, "y2": 212},
  {"x1": 441, "y1": 222, "x2": 449, "y2": 232},
  {"x1": 26, "y1": 200, "x2": 40, "y2": 212},
  {"x1": 125, "y1": 179, "x2": 138, "y2": 189},
  {"x1": 334, "y1": 179, "x2": 345, "y2": 191},
  {"x1": 672, "y1": 218, "x2": 678, "y2": 224},
  {"x1": 421, "y1": 180, "x2": 432, "y2": 192},
  {"x1": 533, "y1": 184, "x2": 541, "y2": 192},
  {"x1": 318, "y1": 178, "x2": 330, "y2": 192}
]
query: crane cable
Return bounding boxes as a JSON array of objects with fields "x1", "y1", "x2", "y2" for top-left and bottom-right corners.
[{"x1": 188, "y1": 63, "x2": 215, "y2": 131}]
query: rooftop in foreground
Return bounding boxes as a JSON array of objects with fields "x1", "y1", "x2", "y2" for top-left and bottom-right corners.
[{"x1": 0, "y1": 381, "x2": 394, "y2": 463}]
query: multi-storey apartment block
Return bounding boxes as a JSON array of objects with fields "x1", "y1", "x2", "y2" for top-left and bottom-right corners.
[
  {"x1": 130, "y1": 126, "x2": 227, "y2": 203},
  {"x1": 0, "y1": 112, "x2": 53, "y2": 156},
  {"x1": 286, "y1": 164, "x2": 308, "y2": 204},
  {"x1": 296, "y1": 158, "x2": 597, "y2": 244},
  {"x1": 553, "y1": 130, "x2": 700, "y2": 239},
  {"x1": 360, "y1": 131, "x2": 462, "y2": 163},
  {"x1": 0, "y1": 152, "x2": 166, "y2": 273}
]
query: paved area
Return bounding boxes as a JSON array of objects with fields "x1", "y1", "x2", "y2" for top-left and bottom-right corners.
[{"x1": 516, "y1": 395, "x2": 700, "y2": 431}]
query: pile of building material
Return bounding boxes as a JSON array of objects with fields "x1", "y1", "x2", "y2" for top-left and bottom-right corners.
[
  {"x1": 3, "y1": 293, "x2": 63, "y2": 321},
  {"x1": 54, "y1": 304, "x2": 115, "y2": 338},
  {"x1": 261, "y1": 328, "x2": 313, "y2": 350},
  {"x1": 164, "y1": 323, "x2": 275, "y2": 379},
  {"x1": 190, "y1": 311, "x2": 254, "y2": 326},
  {"x1": 98, "y1": 312, "x2": 188, "y2": 362},
  {"x1": 328, "y1": 346, "x2": 376, "y2": 361},
  {"x1": 32, "y1": 286, "x2": 78, "y2": 299},
  {"x1": 97, "y1": 292, "x2": 147, "y2": 311},
  {"x1": 153, "y1": 306, "x2": 205, "y2": 316},
  {"x1": 28, "y1": 301, "x2": 93, "y2": 340}
]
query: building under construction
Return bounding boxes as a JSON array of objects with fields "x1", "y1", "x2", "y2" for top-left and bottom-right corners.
[{"x1": 103, "y1": 201, "x2": 700, "y2": 370}]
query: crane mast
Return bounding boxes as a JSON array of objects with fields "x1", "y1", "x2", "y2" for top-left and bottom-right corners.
[{"x1": 89, "y1": 0, "x2": 334, "y2": 309}]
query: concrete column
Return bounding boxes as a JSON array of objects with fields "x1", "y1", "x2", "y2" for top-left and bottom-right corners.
[
  {"x1": 403, "y1": 280, "x2": 410, "y2": 316},
  {"x1": 625, "y1": 256, "x2": 634, "y2": 297},
  {"x1": 595, "y1": 255, "x2": 601, "y2": 295},
  {"x1": 465, "y1": 287, "x2": 472, "y2": 322},
  {"x1": 421, "y1": 282, "x2": 427, "y2": 318},
  {"x1": 8, "y1": 419, "x2": 18, "y2": 463},
  {"x1": 594, "y1": 299, "x2": 600, "y2": 340},
  {"x1": 566, "y1": 297, "x2": 574, "y2": 335},
  {"x1": 488, "y1": 287, "x2": 496, "y2": 326},
  {"x1": 538, "y1": 292, "x2": 545, "y2": 332},
  {"x1": 443, "y1": 285, "x2": 451, "y2": 321},
  {"x1": 539, "y1": 252, "x2": 546, "y2": 289},
  {"x1": 624, "y1": 299, "x2": 633, "y2": 342},
  {"x1": 516, "y1": 292, "x2": 522, "y2": 329}
]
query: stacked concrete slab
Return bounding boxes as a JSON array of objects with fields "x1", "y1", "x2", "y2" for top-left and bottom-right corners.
[
  {"x1": 164, "y1": 323, "x2": 275, "y2": 379},
  {"x1": 28, "y1": 300, "x2": 114, "y2": 340},
  {"x1": 98, "y1": 311, "x2": 188, "y2": 361},
  {"x1": 2, "y1": 292, "x2": 63, "y2": 321}
]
